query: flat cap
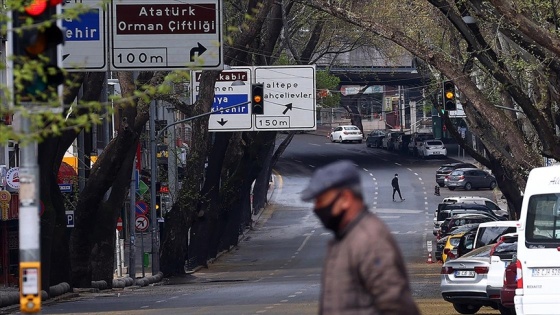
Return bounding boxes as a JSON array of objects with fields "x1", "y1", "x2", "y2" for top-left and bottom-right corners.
[{"x1": 301, "y1": 160, "x2": 361, "y2": 201}]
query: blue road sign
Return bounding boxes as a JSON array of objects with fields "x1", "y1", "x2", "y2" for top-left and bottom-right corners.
[
  {"x1": 211, "y1": 94, "x2": 249, "y2": 114},
  {"x1": 135, "y1": 200, "x2": 148, "y2": 216},
  {"x1": 63, "y1": 10, "x2": 101, "y2": 41}
]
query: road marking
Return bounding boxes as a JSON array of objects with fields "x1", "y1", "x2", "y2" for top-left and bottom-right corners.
[
  {"x1": 297, "y1": 233, "x2": 313, "y2": 252},
  {"x1": 418, "y1": 177, "x2": 422, "y2": 181},
  {"x1": 140, "y1": 306, "x2": 149, "y2": 309},
  {"x1": 414, "y1": 172, "x2": 418, "y2": 175},
  {"x1": 369, "y1": 173, "x2": 373, "y2": 176},
  {"x1": 373, "y1": 177, "x2": 377, "y2": 181},
  {"x1": 395, "y1": 163, "x2": 402, "y2": 166},
  {"x1": 280, "y1": 300, "x2": 289, "y2": 303},
  {"x1": 363, "y1": 168, "x2": 369, "y2": 171},
  {"x1": 378, "y1": 215, "x2": 400, "y2": 219},
  {"x1": 309, "y1": 143, "x2": 320, "y2": 146},
  {"x1": 408, "y1": 168, "x2": 413, "y2": 171},
  {"x1": 289, "y1": 295, "x2": 297, "y2": 298},
  {"x1": 373, "y1": 209, "x2": 423, "y2": 214},
  {"x1": 308, "y1": 165, "x2": 315, "y2": 168}
]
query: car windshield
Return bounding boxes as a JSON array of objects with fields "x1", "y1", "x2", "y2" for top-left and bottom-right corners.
[
  {"x1": 438, "y1": 166, "x2": 454, "y2": 172},
  {"x1": 426, "y1": 141, "x2": 442, "y2": 146},
  {"x1": 450, "y1": 170, "x2": 463, "y2": 176},
  {"x1": 476, "y1": 226, "x2": 517, "y2": 248}
]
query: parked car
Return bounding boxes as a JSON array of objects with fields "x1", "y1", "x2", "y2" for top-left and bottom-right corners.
[
  {"x1": 436, "y1": 163, "x2": 478, "y2": 187},
  {"x1": 442, "y1": 232, "x2": 465, "y2": 263},
  {"x1": 455, "y1": 220, "x2": 518, "y2": 258},
  {"x1": 433, "y1": 203, "x2": 503, "y2": 236},
  {"x1": 329, "y1": 125, "x2": 363, "y2": 143},
  {"x1": 440, "y1": 244, "x2": 497, "y2": 314},
  {"x1": 447, "y1": 168, "x2": 497, "y2": 191},
  {"x1": 438, "y1": 214, "x2": 495, "y2": 238},
  {"x1": 408, "y1": 133, "x2": 433, "y2": 156},
  {"x1": 418, "y1": 139, "x2": 447, "y2": 158},
  {"x1": 486, "y1": 234, "x2": 517, "y2": 315},
  {"x1": 381, "y1": 131, "x2": 403, "y2": 150},
  {"x1": 441, "y1": 196, "x2": 508, "y2": 218},
  {"x1": 395, "y1": 134, "x2": 412, "y2": 153},
  {"x1": 365, "y1": 130, "x2": 385, "y2": 148},
  {"x1": 500, "y1": 259, "x2": 517, "y2": 314}
]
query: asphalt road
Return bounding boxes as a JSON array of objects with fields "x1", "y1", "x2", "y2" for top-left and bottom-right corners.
[{"x1": 19, "y1": 134, "x2": 501, "y2": 315}]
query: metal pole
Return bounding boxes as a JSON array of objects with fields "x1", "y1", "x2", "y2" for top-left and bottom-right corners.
[
  {"x1": 18, "y1": 115, "x2": 42, "y2": 312},
  {"x1": 149, "y1": 101, "x2": 160, "y2": 274},
  {"x1": 128, "y1": 161, "x2": 136, "y2": 279}
]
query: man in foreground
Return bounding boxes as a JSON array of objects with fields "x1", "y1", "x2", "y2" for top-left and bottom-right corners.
[{"x1": 301, "y1": 160, "x2": 419, "y2": 315}]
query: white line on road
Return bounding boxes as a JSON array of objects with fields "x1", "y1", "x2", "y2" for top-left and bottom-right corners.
[
  {"x1": 363, "y1": 168, "x2": 369, "y2": 172},
  {"x1": 373, "y1": 177, "x2": 377, "y2": 181},
  {"x1": 308, "y1": 165, "x2": 315, "y2": 168},
  {"x1": 418, "y1": 177, "x2": 422, "y2": 181},
  {"x1": 414, "y1": 172, "x2": 418, "y2": 175},
  {"x1": 297, "y1": 233, "x2": 313, "y2": 252},
  {"x1": 395, "y1": 163, "x2": 402, "y2": 166},
  {"x1": 309, "y1": 143, "x2": 320, "y2": 146},
  {"x1": 370, "y1": 173, "x2": 373, "y2": 176}
]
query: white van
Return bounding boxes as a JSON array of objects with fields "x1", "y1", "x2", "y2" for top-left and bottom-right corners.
[{"x1": 515, "y1": 166, "x2": 560, "y2": 315}]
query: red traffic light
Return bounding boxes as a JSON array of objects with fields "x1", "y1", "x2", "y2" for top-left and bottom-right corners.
[{"x1": 25, "y1": 0, "x2": 48, "y2": 16}]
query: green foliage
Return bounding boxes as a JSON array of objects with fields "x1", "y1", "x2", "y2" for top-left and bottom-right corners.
[{"x1": 316, "y1": 70, "x2": 341, "y2": 108}]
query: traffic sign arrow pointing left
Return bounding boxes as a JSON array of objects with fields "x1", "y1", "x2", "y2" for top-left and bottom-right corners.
[
  {"x1": 190, "y1": 42, "x2": 207, "y2": 62},
  {"x1": 282, "y1": 103, "x2": 293, "y2": 115},
  {"x1": 217, "y1": 118, "x2": 228, "y2": 126}
]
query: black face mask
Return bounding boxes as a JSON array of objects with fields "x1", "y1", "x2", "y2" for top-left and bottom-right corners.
[{"x1": 314, "y1": 191, "x2": 344, "y2": 232}]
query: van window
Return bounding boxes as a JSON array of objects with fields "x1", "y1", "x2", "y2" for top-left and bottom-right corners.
[
  {"x1": 526, "y1": 193, "x2": 560, "y2": 246},
  {"x1": 476, "y1": 226, "x2": 517, "y2": 248}
]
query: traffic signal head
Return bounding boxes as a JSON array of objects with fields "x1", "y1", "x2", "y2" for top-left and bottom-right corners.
[
  {"x1": 10, "y1": 0, "x2": 64, "y2": 103},
  {"x1": 251, "y1": 83, "x2": 264, "y2": 115},
  {"x1": 443, "y1": 81, "x2": 457, "y2": 111}
]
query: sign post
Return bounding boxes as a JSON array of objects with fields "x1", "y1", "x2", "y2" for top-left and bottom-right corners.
[
  {"x1": 254, "y1": 65, "x2": 316, "y2": 131},
  {"x1": 62, "y1": 0, "x2": 107, "y2": 71},
  {"x1": 191, "y1": 68, "x2": 253, "y2": 131},
  {"x1": 110, "y1": 0, "x2": 223, "y2": 70}
]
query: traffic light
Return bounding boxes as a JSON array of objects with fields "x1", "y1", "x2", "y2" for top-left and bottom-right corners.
[
  {"x1": 10, "y1": 0, "x2": 65, "y2": 104},
  {"x1": 442, "y1": 81, "x2": 457, "y2": 111},
  {"x1": 251, "y1": 83, "x2": 264, "y2": 115}
]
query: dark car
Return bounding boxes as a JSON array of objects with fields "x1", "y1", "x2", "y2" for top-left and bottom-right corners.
[
  {"x1": 365, "y1": 130, "x2": 386, "y2": 148},
  {"x1": 436, "y1": 163, "x2": 478, "y2": 187},
  {"x1": 447, "y1": 168, "x2": 498, "y2": 191},
  {"x1": 438, "y1": 214, "x2": 496, "y2": 238}
]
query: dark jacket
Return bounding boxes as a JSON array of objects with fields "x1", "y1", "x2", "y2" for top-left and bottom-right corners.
[
  {"x1": 391, "y1": 177, "x2": 399, "y2": 189},
  {"x1": 320, "y1": 210, "x2": 420, "y2": 315}
]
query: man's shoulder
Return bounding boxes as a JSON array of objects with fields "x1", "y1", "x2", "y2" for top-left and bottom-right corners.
[{"x1": 352, "y1": 212, "x2": 391, "y2": 238}]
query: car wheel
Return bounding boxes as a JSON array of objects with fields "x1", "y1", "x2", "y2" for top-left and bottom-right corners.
[
  {"x1": 453, "y1": 303, "x2": 481, "y2": 314},
  {"x1": 448, "y1": 187, "x2": 456, "y2": 191},
  {"x1": 358, "y1": 140, "x2": 362, "y2": 144},
  {"x1": 330, "y1": 136, "x2": 335, "y2": 143},
  {"x1": 339, "y1": 136, "x2": 343, "y2": 143},
  {"x1": 438, "y1": 183, "x2": 445, "y2": 187},
  {"x1": 366, "y1": 143, "x2": 371, "y2": 148},
  {"x1": 464, "y1": 182, "x2": 472, "y2": 190},
  {"x1": 489, "y1": 181, "x2": 497, "y2": 189}
]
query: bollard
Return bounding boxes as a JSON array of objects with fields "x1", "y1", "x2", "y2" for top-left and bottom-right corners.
[
  {"x1": 434, "y1": 185, "x2": 440, "y2": 196},
  {"x1": 143, "y1": 252, "x2": 150, "y2": 268}
]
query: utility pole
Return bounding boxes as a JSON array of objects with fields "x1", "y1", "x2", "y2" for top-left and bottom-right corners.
[{"x1": 149, "y1": 101, "x2": 160, "y2": 274}]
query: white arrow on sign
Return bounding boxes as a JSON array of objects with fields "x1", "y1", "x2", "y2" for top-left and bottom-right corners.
[{"x1": 135, "y1": 214, "x2": 149, "y2": 232}]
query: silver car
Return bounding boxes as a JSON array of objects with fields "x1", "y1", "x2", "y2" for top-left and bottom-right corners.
[
  {"x1": 447, "y1": 168, "x2": 497, "y2": 191},
  {"x1": 329, "y1": 125, "x2": 363, "y2": 143},
  {"x1": 440, "y1": 244, "x2": 497, "y2": 314}
]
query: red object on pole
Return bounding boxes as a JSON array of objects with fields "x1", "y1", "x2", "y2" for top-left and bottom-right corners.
[
  {"x1": 116, "y1": 217, "x2": 123, "y2": 231},
  {"x1": 136, "y1": 143, "x2": 141, "y2": 170}
]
